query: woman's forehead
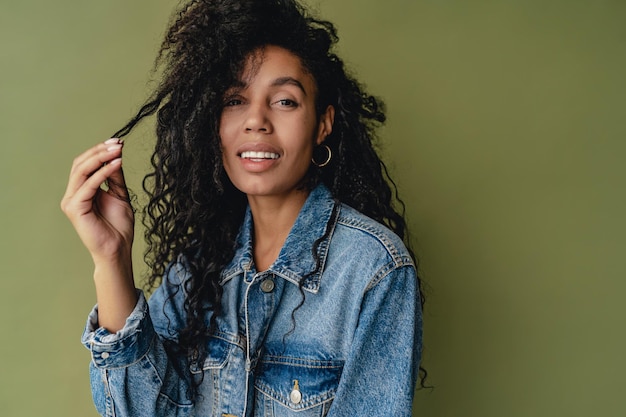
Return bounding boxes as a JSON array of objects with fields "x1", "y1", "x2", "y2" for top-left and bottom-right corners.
[{"x1": 236, "y1": 46, "x2": 314, "y2": 89}]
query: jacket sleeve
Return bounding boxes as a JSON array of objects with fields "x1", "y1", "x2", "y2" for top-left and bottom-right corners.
[
  {"x1": 327, "y1": 264, "x2": 422, "y2": 417},
  {"x1": 81, "y1": 266, "x2": 194, "y2": 417}
]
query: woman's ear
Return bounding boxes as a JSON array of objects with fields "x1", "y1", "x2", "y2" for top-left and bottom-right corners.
[{"x1": 316, "y1": 105, "x2": 335, "y2": 145}]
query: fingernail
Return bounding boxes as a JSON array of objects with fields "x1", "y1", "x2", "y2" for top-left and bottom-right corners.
[
  {"x1": 107, "y1": 144, "x2": 123, "y2": 152},
  {"x1": 110, "y1": 158, "x2": 122, "y2": 166},
  {"x1": 105, "y1": 138, "x2": 121, "y2": 145}
]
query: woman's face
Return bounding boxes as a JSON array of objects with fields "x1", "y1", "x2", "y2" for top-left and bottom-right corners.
[{"x1": 219, "y1": 45, "x2": 333, "y2": 201}]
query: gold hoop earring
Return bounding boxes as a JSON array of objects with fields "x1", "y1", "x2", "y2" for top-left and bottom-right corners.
[{"x1": 312, "y1": 144, "x2": 332, "y2": 168}]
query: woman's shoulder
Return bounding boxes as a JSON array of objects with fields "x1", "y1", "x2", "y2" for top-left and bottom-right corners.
[{"x1": 332, "y1": 203, "x2": 414, "y2": 269}]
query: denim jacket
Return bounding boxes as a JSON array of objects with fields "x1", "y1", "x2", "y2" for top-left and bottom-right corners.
[{"x1": 82, "y1": 184, "x2": 422, "y2": 417}]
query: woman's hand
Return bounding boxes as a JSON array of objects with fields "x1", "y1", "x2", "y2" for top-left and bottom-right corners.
[
  {"x1": 61, "y1": 139, "x2": 134, "y2": 263},
  {"x1": 61, "y1": 138, "x2": 138, "y2": 332}
]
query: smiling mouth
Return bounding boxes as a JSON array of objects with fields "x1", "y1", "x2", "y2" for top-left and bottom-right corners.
[{"x1": 240, "y1": 151, "x2": 280, "y2": 160}]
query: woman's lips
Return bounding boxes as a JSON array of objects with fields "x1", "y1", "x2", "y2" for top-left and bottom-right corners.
[
  {"x1": 235, "y1": 143, "x2": 281, "y2": 171},
  {"x1": 236, "y1": 146, "x2": 281, "y2": 172}
]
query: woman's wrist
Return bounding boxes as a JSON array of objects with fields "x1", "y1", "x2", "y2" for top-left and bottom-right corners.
[{"x1": 92, "y1": 257, "x2": 138, "y2": 333}]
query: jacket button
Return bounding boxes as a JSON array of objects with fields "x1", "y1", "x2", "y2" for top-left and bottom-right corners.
[
  {"x1": 260, "y1": 278, "x2": 275, "y2": 293},
  {"x1": 290, "y1": 380, "x2": 302, "y2": 404},
  {"x1": 101, "y1": 352, "x2": 110, "y2": 359}
]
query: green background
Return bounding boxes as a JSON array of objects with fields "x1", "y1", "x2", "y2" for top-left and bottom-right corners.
[{"x1": 1, "y1": 1, "x2": 624, "y2": 416}]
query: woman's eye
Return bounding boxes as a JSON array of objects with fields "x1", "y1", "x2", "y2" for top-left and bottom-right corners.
[
  {"x1": 275, "y1": 99, "x2": 298, "y2": 107},
  {"x1": 224, "y1": 98, "x2": 243, "y2": 107}
]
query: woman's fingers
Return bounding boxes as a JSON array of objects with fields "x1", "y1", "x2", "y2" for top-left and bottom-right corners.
[
  {"x1": 61, "y1": 139, "x2": 135, "y2": 260},
  {"x1": 63, "y1": 140, "x2": 123, "y2": 200},
  {"x1": 61, "y1": 139, "x2": 127, "y2": 218},
  {"x1": 69, "y1": 139, "x2": 122, "y2": 180},
  {"x1": 69, "y1": 138, "x2": 120, "y2": 170},
  {"x1": 68, "y1": 159, "x2": 123, "y2": 213},
  {"x1": 65, "y1": 140, "x2": 122, "y2": 191}
]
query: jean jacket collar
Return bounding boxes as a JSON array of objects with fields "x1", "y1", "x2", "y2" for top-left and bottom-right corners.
[{"x1": 220, "y1": 184, "x2": 338, "y2": 293}]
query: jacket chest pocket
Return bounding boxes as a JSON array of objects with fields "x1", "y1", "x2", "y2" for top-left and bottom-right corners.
[{"x1": 254, "y1": 356, "x2": 343, "y2": 417}]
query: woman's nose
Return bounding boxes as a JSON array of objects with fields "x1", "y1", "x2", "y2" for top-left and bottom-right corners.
[{"x1": 244, "y1": 104, "x2": 272, "y2": 133}]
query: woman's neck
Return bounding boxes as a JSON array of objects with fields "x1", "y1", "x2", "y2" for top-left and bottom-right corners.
[{"x1": 247, "y1": 189, "x2": 310, "y2": 272}]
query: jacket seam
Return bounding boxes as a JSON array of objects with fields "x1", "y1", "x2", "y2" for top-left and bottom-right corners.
[
  {"x1": 336, "y1": 214, "x2": 412, "y2": 267},
  {"x1": 365, "y1": 262, "x2": 414, "y2": 293}
]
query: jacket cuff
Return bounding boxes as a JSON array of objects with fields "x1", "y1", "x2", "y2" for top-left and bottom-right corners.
[{"x1": 81, "y1": 290, "x2": 155, "y2": 369}]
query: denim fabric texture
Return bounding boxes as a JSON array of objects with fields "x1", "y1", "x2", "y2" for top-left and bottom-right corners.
[{"x1": 82, "y1": 184, "x2": 422, "y2": 416}]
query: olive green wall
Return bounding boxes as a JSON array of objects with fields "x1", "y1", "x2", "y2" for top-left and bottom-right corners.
[{"x1": 1, "y1": 1, "x2": 624, "y2": 416}]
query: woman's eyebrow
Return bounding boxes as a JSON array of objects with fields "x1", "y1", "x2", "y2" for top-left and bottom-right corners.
[
  {"x1": 226, "y1": 80, "x2": 246, "y2": 92},
  {"x1": 271, "y1": 77, "x2": 307, "y2": 95}
]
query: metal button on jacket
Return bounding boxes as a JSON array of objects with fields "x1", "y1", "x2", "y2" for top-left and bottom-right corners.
[
  {"x1": 260, "y1": 278, "x2": 275, "y2": 293},
  {"x1": 290, "y1": 380, "x2": 302, "y2": 404}
]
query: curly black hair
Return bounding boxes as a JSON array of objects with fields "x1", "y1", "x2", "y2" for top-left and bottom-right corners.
[{"x1": 113, "y1": 0, "x2": 426, "y2": 392}]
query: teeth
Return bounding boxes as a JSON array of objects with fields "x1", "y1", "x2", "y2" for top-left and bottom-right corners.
[{"x1": 240, "y1": 151, "x2": 279, "y2": 159}]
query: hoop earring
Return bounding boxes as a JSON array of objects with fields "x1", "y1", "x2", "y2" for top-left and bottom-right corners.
[{"x1": 312, "y1": 144, "x2": 332, "y2": 168}]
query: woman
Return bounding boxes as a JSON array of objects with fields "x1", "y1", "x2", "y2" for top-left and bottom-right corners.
[{"x1": 61, "y1": 1, "x2": 423, "y2": 416}]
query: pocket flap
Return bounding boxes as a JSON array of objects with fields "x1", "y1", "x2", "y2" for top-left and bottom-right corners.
[
  {"x1": 189, "y1": 333, "x2": 236, "y2": 374},
  {"x1": 254, "y1": 355, "x2": 343, "y2": 410}
]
